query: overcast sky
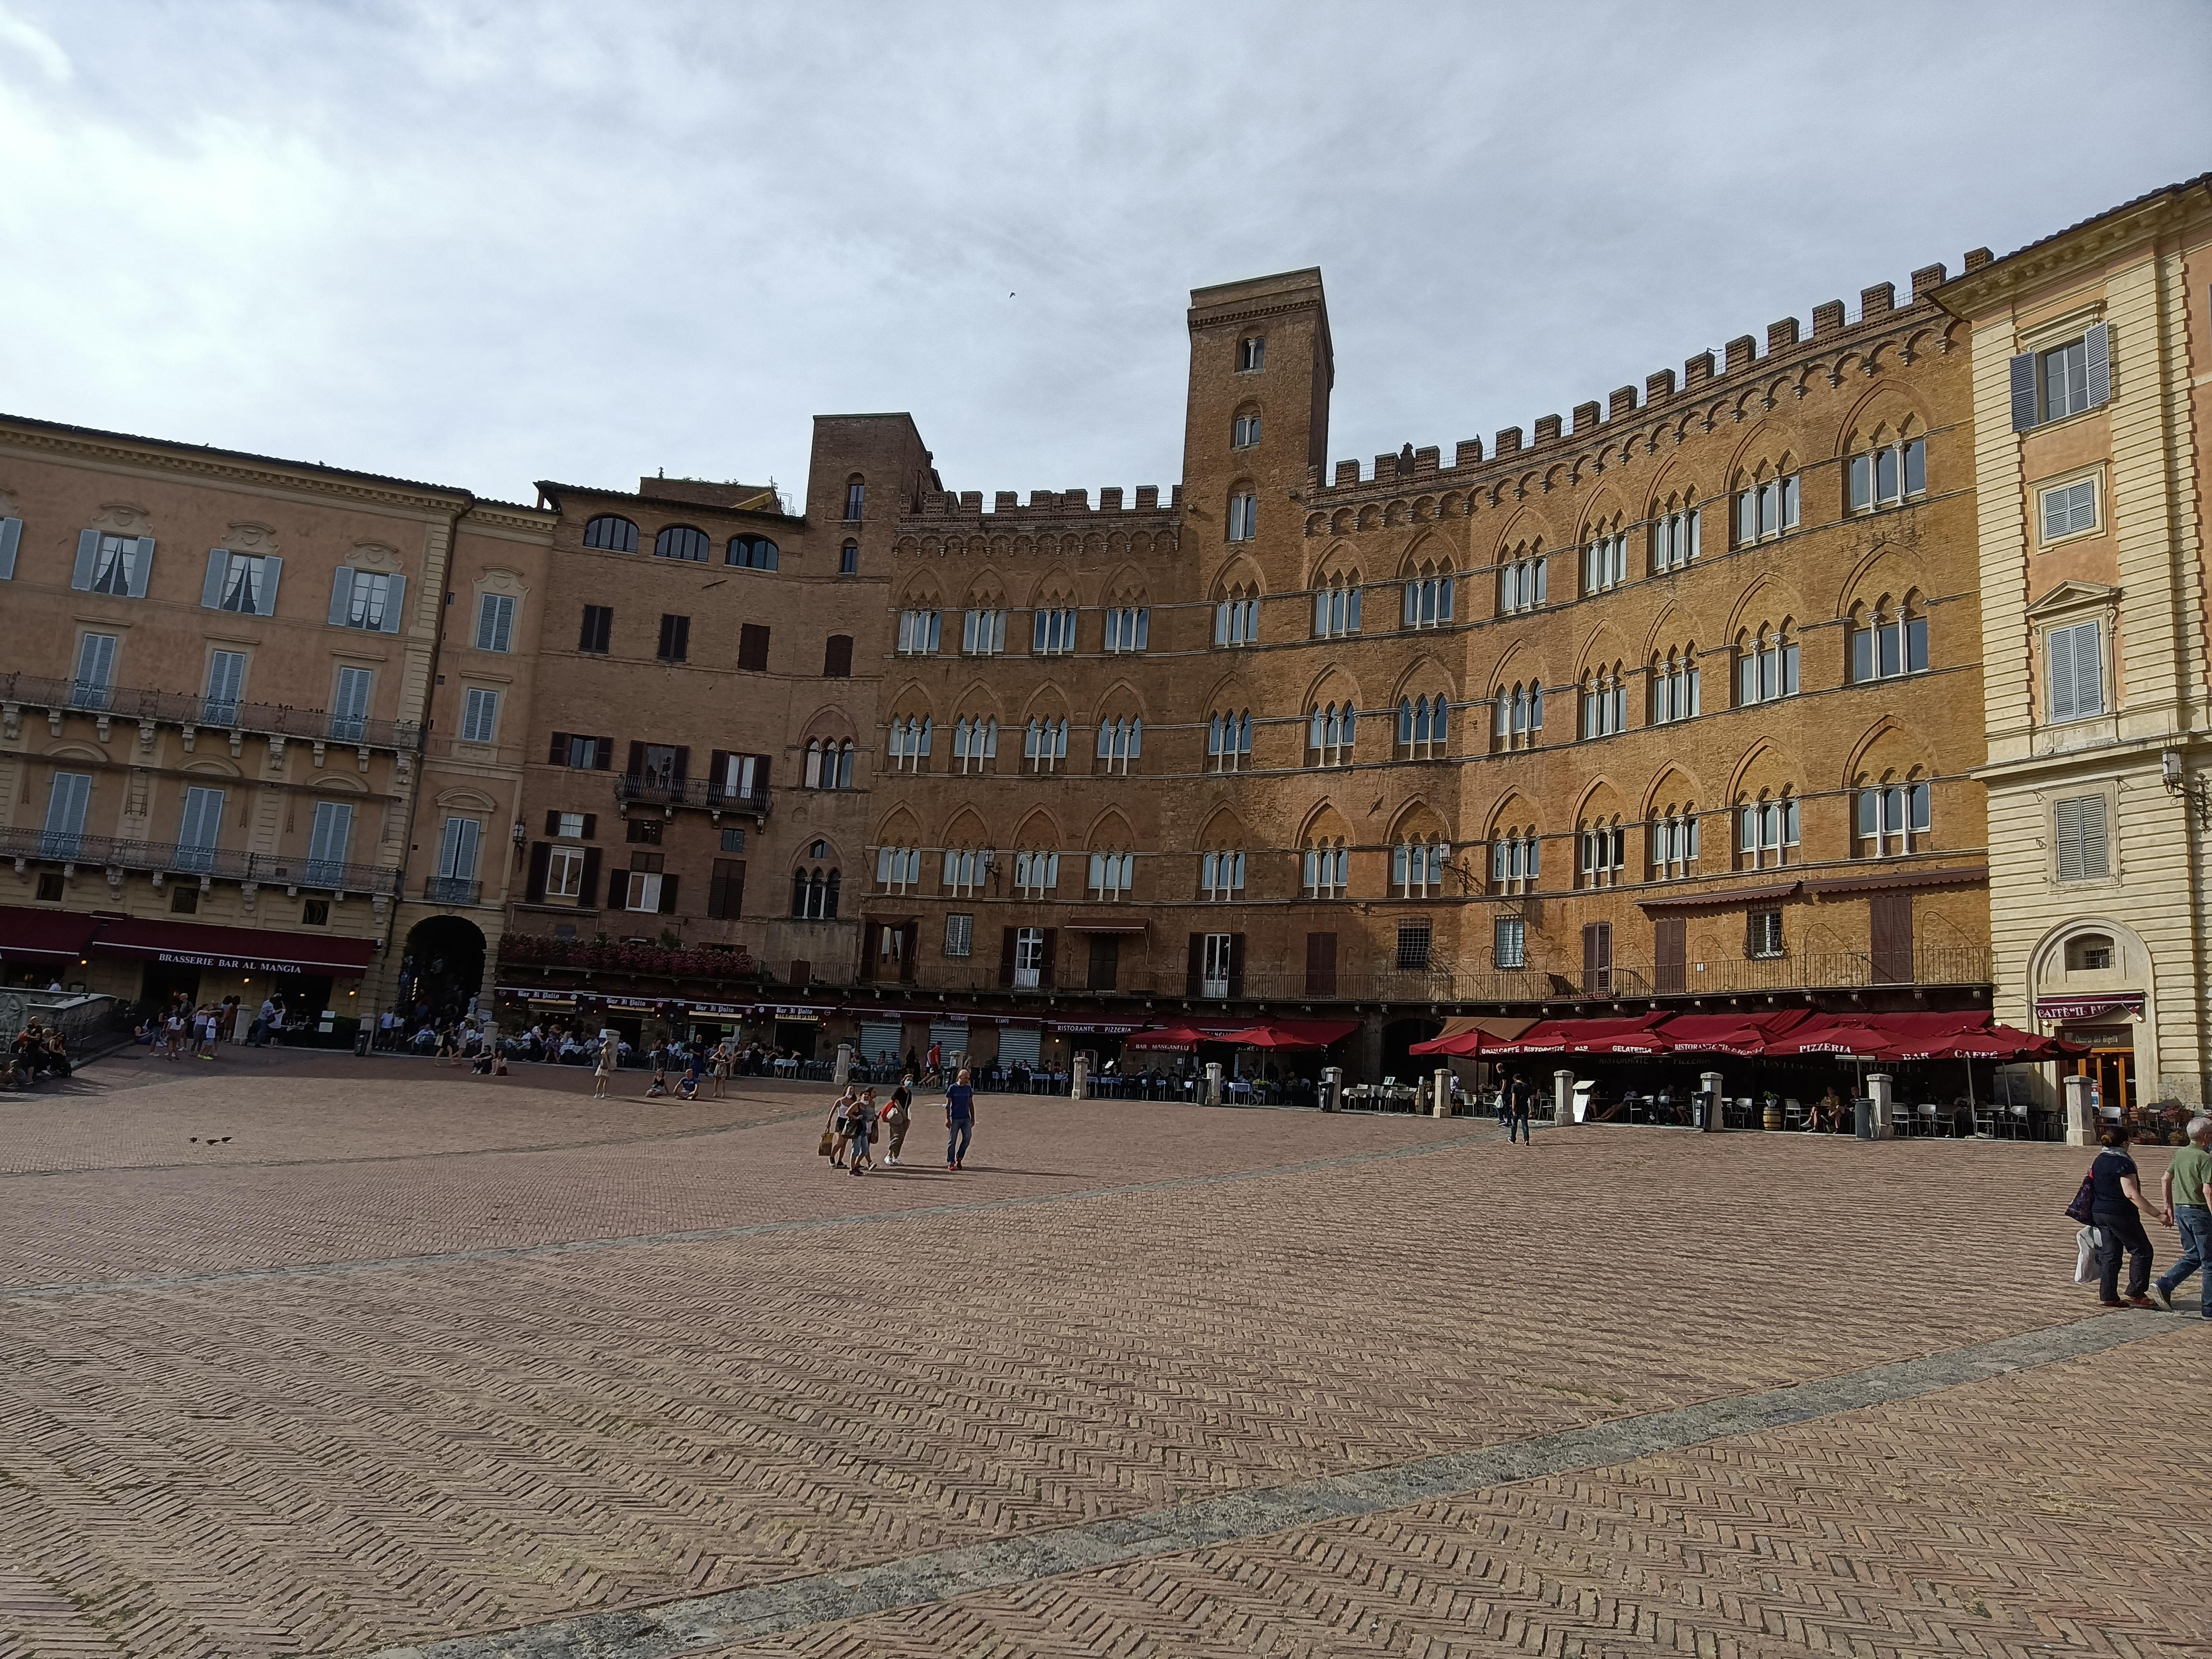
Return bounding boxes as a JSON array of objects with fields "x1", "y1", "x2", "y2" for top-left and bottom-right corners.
[{"x1": 4, "y1": 2, "x2": 2208, "y2": 511}]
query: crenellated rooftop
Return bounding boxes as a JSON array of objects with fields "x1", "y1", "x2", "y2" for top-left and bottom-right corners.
[
  {"x1": 907, "y1": 484, "x2": 1183, "y2": 525},
  {"x1": 1310, "y1": 254, "x2": 1982, "y2": 505}
]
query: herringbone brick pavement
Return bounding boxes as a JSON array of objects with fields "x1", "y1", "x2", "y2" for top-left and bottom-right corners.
[
  {"x1": 710, "y1": 1332, "x2": 2207, "y2": 1659},
  {"x1": 0, "y1": 1052, "x2": 2192, "y2": 1657}
]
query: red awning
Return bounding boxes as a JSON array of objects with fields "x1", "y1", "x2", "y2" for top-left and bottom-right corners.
[
  {"x1": 1125, "y1": 1020, "x2": 1251, "y2": 1051},
  {"x1": 1409, "y1": 1016, "x2": 1537, "y2": 1057},
  {"x1": 1212, "y1": 1018, "x2": 1359, "y2": 1051},
  {"x1": 1763, "y1": 1010, "x2": 1988, "y2": 1058},
  {"x1": 1491, "y1": 1012, "x2": 1672, "y2": 1055},
  {"x1": 1654, "y1": 1008, "x2": 1814, "y2": 1055},
  {"x1": 0, "y1": 906, "x2": 103, "y2": 963},
  {"x1": 87, "y1": 918, "x2": 376, "y2": 978}
]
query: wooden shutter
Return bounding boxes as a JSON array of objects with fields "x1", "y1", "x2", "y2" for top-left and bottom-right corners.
[
  {"x1": 2083, "y1": 322, "x2": 2111, "y2": 407},
  {"x1": 1869, "y1": 893, "x2": 1913, "y2": 984},
  {"x1": 657, "y1": 874, "x2": 680, "y2": 915},
  {"x1": 739, "y1": 623, "x2": 769, "y2": 671},
  {"x1": 578, "y1": 847, "x2": 601, "y2": 907},
  {"x1": 257, "y1": 557, "x2": 282, "y2": 614},
  {"x1": 202, "y1": 549, "x2": 229, "y2": 608},
  {"x1": 1582, "y1": 922, "x2": 1612, "y2": 995},
  {"x1": 672, "y1": 747, "x2": 690, "y2": 787},
  {"x1": 860, "y1": 922, "x2": 882, "y2": 982},
  {"x1": 824, "y1": 635, "x2": 852, "y2": 677},
  {"x1": 1227, "y1": 933, "x2": 1245, "y2": 997},
  {"x1": 379, "y1": 574, "x2": 405, "y2": 633},
  {"x1": 999, "y1": 927, "x2": 1018, "y2": 987},
  {"x1": 1305, "y1": 931, "x2": 1338, "y2": 996},
  {"x1": 543, "y1": 809, "x2": 560, "y2": 835},
  {"x1": 899, "y1": 922, "x2": 919, "y2": 984},
  {"x1": 626, "y1": 741, "x2": 645, "y2": 779},
  {"x1": 549, "y1": 731, "x2": 570, "y2": 765},
  {"x1": 754, "y1": 754, "x2": 771, "y2": 793},
  {"x1": 2071, "y1": 625, "x2": 2102, "y2": 716},
  {"x1": 2008, "y1": 352, "x2": 2039, "y2": 431},
  {"x1": 594, "y1": 737, "x2": 613, "y2": 771},
  {"x1": 325, "y1": 564, "x2": 354, "y2": 623},
  {"x1": 0, "y1": 517, "x2": 19, "y2": 580},
  {"x1": 708, "y1": 750, "x2": 730, "y2": 800},
  {"x1": 1186, "y1": 932, "x2": 1204, "y2": 996},
  {"x1": 525, "y1": 842, "x2": 550, "y2": 904},
  {"x1": 1039, "y1": 928, "x2": 1057, "y2": 988},
  {"x1": 1654, "y1": 917, "x2": 1685, "y2": 993},
  {"x1": 581, "y1": 814, "x2": 597, "y2": 838}
]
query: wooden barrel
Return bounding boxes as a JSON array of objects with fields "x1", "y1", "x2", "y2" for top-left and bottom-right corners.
[{"x1": 1762, "y1": 1100, "x2": 1783, "y2": 1131}]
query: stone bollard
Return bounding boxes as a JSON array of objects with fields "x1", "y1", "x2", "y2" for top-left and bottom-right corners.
[
  {"x1": 1867, "y1": 1072, "x2": 1896, "y2": 1139},
  {"x1": 1205, "y1": 1061, "x2": 1223, "y2": 1106},
  {"x1": 1071, "y1": 1053, "x2": 1090, "y2": 1101},
  {"x1": 1553, "y1": 1068, "x2": 1574, "y2": 1124},
  {"x1": 2062, "y1": 1073, "x2": 2094, "y2": 1147},
  {"x1": 1432, "y1": 1067, "x2": 1451, "y2": 1118},
  {"x1": 1320, "y1": 1065, "x2": 1342, "y2": 1112},
  {"x1": 833, "y1": 1042, "x2": 852, "y2": 1085}
]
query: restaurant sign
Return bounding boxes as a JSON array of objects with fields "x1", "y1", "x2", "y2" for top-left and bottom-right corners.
[
  {"x1": 154, "y1": 948, "x2": 354, "y2": 977},
  {"x1": 2033, "y1": 993, "x2": 2144, "y2": 1022}
]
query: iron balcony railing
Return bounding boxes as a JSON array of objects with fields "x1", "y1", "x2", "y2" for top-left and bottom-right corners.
[
  {"x1": 613, "y1": 775, "x2": 772, "y2": 816},
  {"x1": 0, "y1": 671, "x2": 423, "y2": 752},
  {"x1": 423, "y1": 876, "x2": 484, "y2": 906},
  {"x1": 0, "y1": 824, "x2": 400, "y2": 895}
]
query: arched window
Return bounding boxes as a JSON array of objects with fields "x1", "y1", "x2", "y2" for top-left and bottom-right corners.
[
  {"x1": 1579, "y1": 665, "x2": 1627, "y2": 739},
  {"x1": 1650, "y1": 494, "x2": 1702, "y2": 573},
  {"x1": 1023, "y1": 716, "x2": 1068, "y2": 774},
  {"x1": 1302, "y1": 837, "x2": 1349, "y2": 898},
  {"x1": 654, "y1": 525, "x2": 709, "y2": 562},
  {"x1": 791, "y1": 860, "x2": 840, "y2": 919},
  {"x1": 951, "y1": 715, "x2": 999, "y2": 774},
  {"x1": 843, "y1": 475, "x2": 866, "y2": 521},
  {"x1": 1850, "y1": 597, "x2": 1929, "y2": 683},
  {"x1": 1855, "y1": 772, "x2": 1932, "y2": 857},
  {"x1": 839, "y1": 541, "x2": 859, "y2": 575},
  {"x1": 1498, "y1": 544, "x2": 1548, "y2": 615},
  {"x1": 1307, "y1": 701, "x2": 1356, "y2": 767},
  {"x1": 1236, "y1": 336, "x2": 1265, "y2": 373},
  {"x1": 1231, "y1": 406, "x2": 1261, "y2": 448},
  {"x1": 1736, "y1": 625, "x2": 1800, "y2": 705},
  {"x1": 887, "y1": 715, "x2": 933, "y2": 773},
  {"x1": 1397, "y1": 695, "x2": 1449, "y2": 759},
  {"x1": 942, "y1": 847, "x2": 989, "y2": 897},
  {"x1": 1392, "y1": 837, "x2": 1450, "y2": 898},
  {"x1": 1200, "y1": 848, "x2": 1245, "y2": 900},
  {"x1": 1403, "y1": 564, "x2": 1454, "y2": 628},
  {"x1": 1579, "y1": 818, "x2": 1626, "y2": 888},
  {"x1": 1649, "y1": 806, "x2": 1701, "y2": 879},
  {"x1": 1214, "y1": 585, "x2": 1259, "y2": 647},
  {"x1": 582, "y1": 515, "x2": 638, "y2": 553},
  {"x1": 1493, "y1": 682, "x2": 1545, "y2": 752},
  {"x1": 1848, "y1": 429, "x2": 1927, "y2": 513},
  {"x1": 1087, "y1": 850, "x2": 1135, "y2": 900},
  {"x1": 1488, "y1": 827, "x2": 1541, "y2": 893},
  {"x1": 726, "y1": 535, "x2": 780, "y2": 569},
  {"x1": 1227, "y1": 489, "x2": 1259, "y2": 542},
  {"x1": 875, "y1": 844, "x2": 921, "y2": 894},
  {"x1": 2066, "y1": 933, "x2": 2116, "y2": 972},
  {"x1": 1737, "y1": 790, "x2": 1800, "y2": 871},
  {"x1": 1582, "y1": 519, "x2": 1629, "y2": 595},
  {"x1": 1095, "y1": 715, "x2": 1142, "y2": 775},
  {"x1": 1733, "y1": 464, "x2": 1800, "y2": 546},
  {"x1": 1207, "y1": 709, "x2": 1253, "y2": 773},
  {"x1": 1012, "y1": 849, "x2": 1060, "y2": 897},
  {"x1": 1650, "y1": 647, "x2": 1701, "y2": 724},
  {"x1": 1312, "y1": 574, "x2": 1361, "y2": 638},
  {"x1": 803, "y1": 739, "x2": 854, "y2": 790}
]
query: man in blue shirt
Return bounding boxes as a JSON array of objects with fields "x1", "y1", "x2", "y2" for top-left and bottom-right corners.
[{"x1": 946, "y1": 1068, "x2": 976, "y2": 1170}]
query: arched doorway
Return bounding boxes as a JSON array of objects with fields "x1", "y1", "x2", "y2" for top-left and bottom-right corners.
[{"x1": 401, "y1": 916, "x2": 487, "y2": 1018}]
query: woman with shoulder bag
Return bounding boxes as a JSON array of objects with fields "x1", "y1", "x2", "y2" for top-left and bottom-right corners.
[
  {"x1": 882, "y1": 1082, "x2": 912, "y2": 1167},
  {"x1": 2086, "y1": 1123, "x2": 2170, "y2": 1308}
]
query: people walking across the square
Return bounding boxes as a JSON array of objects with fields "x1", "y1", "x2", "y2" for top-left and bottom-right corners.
[
  {"x1": 846, "y1": 1088, "x2": 875, "y2": 1175},
  {"x1": 2152, "y1": 1115, "x2": 2212, "y2": 1317},
  {"x1": 829, "y1": 1084, "x2": 859, "y2": 1167},
  {"x1": 882, "y1": 1081, "x2": 911, "y2": 1166},
  {"x1": 946, "y1": 1068, "x2": 976, "y2": 1169},
  {"x1": 1505, "y1": 1071, "x2": 1534, "y2": 1144},
  {"x1": 2088, "y1": 1124, "x2": 2168, "y2": 1308}
]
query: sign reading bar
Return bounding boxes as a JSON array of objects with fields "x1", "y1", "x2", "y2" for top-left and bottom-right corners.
[{"x1": 154, "y1": 947, "x2": 360, "y2": 977}]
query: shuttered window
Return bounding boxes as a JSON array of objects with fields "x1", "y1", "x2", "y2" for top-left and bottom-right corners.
[
  {"x1": 2045, "y1": 621, "x2": 2104, "y2": 723},
  {"x1": 2054, "y1": 795, "x2": 2110, "y2": 883},
  {"x1": 2010, "y1": 323, "x2": 2111, "y2": 430}
]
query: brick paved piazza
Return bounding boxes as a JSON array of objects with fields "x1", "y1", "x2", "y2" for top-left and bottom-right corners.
[{"x1": 0, "y1": 1051, "x2": 2202, "y2": 1659}]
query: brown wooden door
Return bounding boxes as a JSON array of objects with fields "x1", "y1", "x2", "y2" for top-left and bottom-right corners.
[
  {"x1": 1582, "y1": 922, "x2": 1612, "y2": 995},
  {"x1": 1869, "y1": 893, "x2": 1913, "y2": 984},
  {"x1": 1305, "y1": 931, "x2": 1338, "y2": 996},
  {"x1": 1654, "y1": 917, "x2": 1685, "y2": 993},
  {"x1": 1086, "y1": 934, "x2": 1120, "y2": 991}
]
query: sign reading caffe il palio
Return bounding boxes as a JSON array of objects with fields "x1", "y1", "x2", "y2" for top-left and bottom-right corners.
[{"x1": 2033, "y1": 993, "x2": 2145, "y2": 1021}]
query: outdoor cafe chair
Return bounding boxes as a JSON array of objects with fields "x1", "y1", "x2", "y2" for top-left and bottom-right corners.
[
  {"x1": 1916, "y1": 1101, "x2": 1942, "y2": 1136},
  {"x1": 1783, "y1": 1097, "x2": 1806, "y2": 1130}
]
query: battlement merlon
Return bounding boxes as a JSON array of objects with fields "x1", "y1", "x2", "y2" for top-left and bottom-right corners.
[
  {"x1": 899, "y1": 484, "x2": 1183, "y2": 537},
  {"x1": 1307, "y1": 255, "x2": 1970, "y2": 499}
]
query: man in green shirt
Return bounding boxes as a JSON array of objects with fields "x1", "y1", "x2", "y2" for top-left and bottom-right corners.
[{"x1": 2152, "y1": 1115, "x2": 2212, "y2": 1317}]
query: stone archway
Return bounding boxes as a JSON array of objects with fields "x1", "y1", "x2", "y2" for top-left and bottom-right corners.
[{"x1": 401, "y1": 915, "x2": 487, "y2": 1019}]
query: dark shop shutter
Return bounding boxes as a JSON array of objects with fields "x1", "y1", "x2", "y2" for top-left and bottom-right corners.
[
  {"x1": 1305, "y1": 931, "x2": 1337, "y2": 996},
  {"x1": 2008, "y1": 353, "x2": 2038, "y2": 431},
  {"x1": 525, "y1": 842, "x2": 550, "y2": 904},
  {"x1": 578, "y1": 847, "x2": 602, "y2": 907},
  {"x1": 1654, "y1": 917, "x2": 1686, "y2": 994},
  {"x1": 1186, "y1": 932, "x2": 1204, "y2": 996}
]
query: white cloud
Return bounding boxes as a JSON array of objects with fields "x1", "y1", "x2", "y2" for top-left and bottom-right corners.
[
  {"x1": 1, "y1": 0, "x2": 2209, "y2": 503},
  {"x1": 0, "y1": 3, "x2": 69, "y2": 80}
]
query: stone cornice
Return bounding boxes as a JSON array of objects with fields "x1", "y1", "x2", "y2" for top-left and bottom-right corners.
[
  {"x1": 1934, "y1": 177, "x2": 2212, "y2": 316},
  {"x1": 0, "y1": 416, "x2": 473, "y2": 518}
]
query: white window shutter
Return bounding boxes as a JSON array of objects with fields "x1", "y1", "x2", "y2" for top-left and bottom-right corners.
[
  {"x1": 71, "y1": 529, "x2": 100, "y2": 590},
  {"x1": 2080, "y1": 795, "x2": 2110, "y2": 877},
  {"x1": 328, "y1": 566, "x2": 356, "y2": 626},
  {"x1": 2073, "y1": 622, "x2": 2103, "y2": 715},
  {"x1": 379, "y1": 573, "x2": 407, "y2": 632},
  {"x1": 2083, "y1": 322, "x2": 2111, "y2": 408},
  {"x1": 202, "y1": 549, "x2": 230, "y2": 608},
  {"x1": 0, "y1": 517, "x2": 20, "y2": 579},
  {"x1": 129, "y1": 537, "x2": 156, "y2": 598},
  {"x1": 2009, "y1": 353, "x2": 2038, "y2": 431},
  {"x1": 258, "y1": 555, "x2": 282, "y2": 615},
  {"x1": 2048, "y1": 627, "x2": 2077, "y2": 721}
]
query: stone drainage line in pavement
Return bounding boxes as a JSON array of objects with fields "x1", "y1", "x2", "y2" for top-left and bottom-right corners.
[
  {"x1": 363, "y1": 1309, "x2": 2173, "y2": 1659},
  {"x1": 0, "y1": 1129, "x2": 1490, "y2": 1301}
]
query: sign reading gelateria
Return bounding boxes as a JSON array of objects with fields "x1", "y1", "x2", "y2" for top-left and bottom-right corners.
[{"x1": 2034, "y1": 993, "x2": 2145, "y2": 1022}]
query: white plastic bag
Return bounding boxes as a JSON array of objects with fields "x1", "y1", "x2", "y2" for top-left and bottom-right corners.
[{"x1": 2074, "y1": 1225, "x2": 2101, "y2": 1284}]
